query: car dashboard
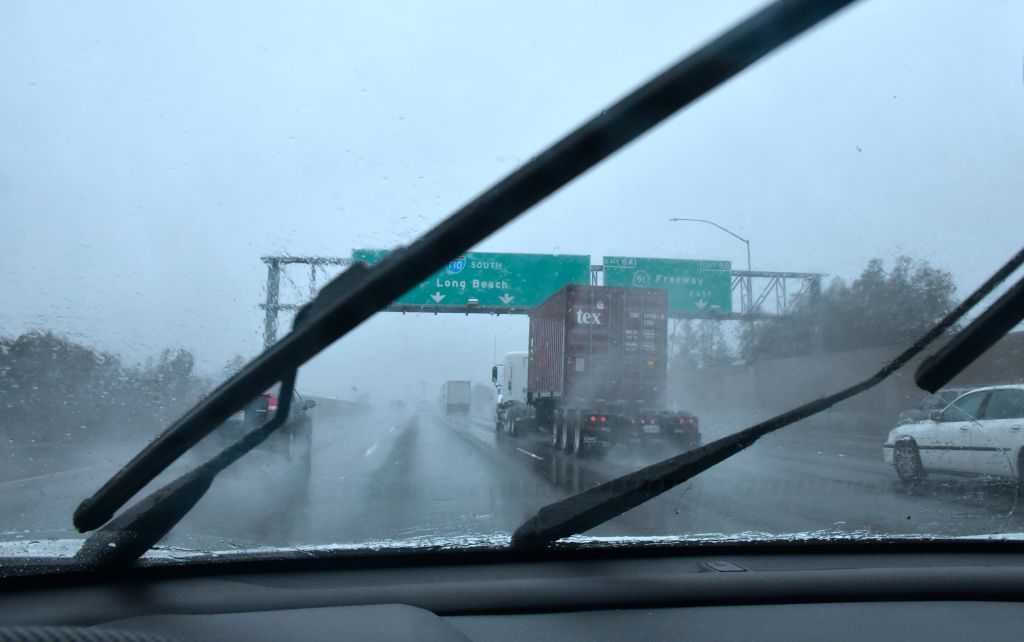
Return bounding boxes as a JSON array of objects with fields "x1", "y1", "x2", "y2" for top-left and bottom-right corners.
[{"x1": 2, "y1": 543, "x2": 1023, "y2": 641}]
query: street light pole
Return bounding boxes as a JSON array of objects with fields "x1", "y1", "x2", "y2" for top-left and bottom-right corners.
[{"x1": 668, "y1": 217, "x2": 752, "y2": 314}]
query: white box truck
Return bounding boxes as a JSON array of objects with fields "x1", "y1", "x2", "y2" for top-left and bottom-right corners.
[{"x1": 442, "y1": 380, "x2": 471, "y2": 415}]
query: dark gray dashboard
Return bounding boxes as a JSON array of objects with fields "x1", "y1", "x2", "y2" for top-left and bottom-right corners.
[{"x1": 2, "y1": 551, "x2": 1023, "y2": 641}]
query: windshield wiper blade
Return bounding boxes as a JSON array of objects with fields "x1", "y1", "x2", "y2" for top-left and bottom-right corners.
[
  {"x1": 511, "y1": 246, "x2": 1024, "y2": 549},
  {"x1": 74, "y1": 0, "x2": 859, "y2": 535},
  {"x1": 73, "y1": 262, "x2": 373, "y2": 532},
  {"x1": 73, "y1": 372, "x2": 298, "y2": 568},
  {"x1": 916, "y1": 275, "x2": 1024, "y2": 393},
  {"x1": 77, "y1": 287, "x2": 339, "y2": 568}
]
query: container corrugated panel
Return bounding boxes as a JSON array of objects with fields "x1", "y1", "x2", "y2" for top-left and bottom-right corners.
[
  {"x1": 528, "y1": 287, "x2": 567, "y2": 397},
  {"x1": 528, "y1": 285, "x2": 668, "y2": 407}
]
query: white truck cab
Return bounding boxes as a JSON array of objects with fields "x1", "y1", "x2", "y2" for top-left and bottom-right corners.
[
  {"x1": 495, "y1": 352, "x2": 528, "y2": 404},
  {"x1": 492, "y1": 352, "x2": 531, "y2": 434}
]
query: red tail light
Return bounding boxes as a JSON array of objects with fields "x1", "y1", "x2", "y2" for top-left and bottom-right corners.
[
  {"x1": 262, "y1": 392, "x2": 278, "y2": 412},
  {"x1": 600, "y1": 416, "x2": 606, "y2": 422},
  {"x1": 678, "y1": 418, "x2": 686, "y2": 425},
  {"x1": 589, "y1": 415, "x2": 597, "y2": 422}
]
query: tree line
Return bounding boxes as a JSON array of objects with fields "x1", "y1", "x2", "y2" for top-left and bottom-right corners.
[
  {"x1": 0, "y1": 331, "x2": 208, "y2": 445},
  {"x1": 671, "y1": 256, "x2": 958, "y2": 370}
]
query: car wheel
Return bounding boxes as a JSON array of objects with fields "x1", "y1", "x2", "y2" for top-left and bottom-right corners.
[{"x1": 894, "y1": 440, "x2": 925, "y2": 482}]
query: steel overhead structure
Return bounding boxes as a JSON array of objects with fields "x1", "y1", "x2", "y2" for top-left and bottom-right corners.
[
  {"x1": 260, "y1": 255, "x2": 822, "y2": 348},
  {"x1": 590, "y1": 265, "x2": 822, "y2": 319},
  {"x1": 261, "y1": 256, "x2": 352, "y2": 349}
]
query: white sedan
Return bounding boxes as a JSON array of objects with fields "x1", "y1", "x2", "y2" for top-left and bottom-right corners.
[{"x1": 883, "y1": 385, "x2": 1024, "y2": 483}]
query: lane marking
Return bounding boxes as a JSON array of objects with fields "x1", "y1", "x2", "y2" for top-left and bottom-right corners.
[
  {"x1": 0, "y1": 463, "x2": 110, "y2": 490},
  {"x1": 515, "y1": 448, "x2": 544, "y2": 461},
  {"x1": 363, "y1": 442, "x2": 378, "y2": 457}
]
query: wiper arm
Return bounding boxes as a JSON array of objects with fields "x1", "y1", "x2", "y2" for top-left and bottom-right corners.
[
  {"x1": 76, "y1": 280, "x2": 360, "y2": 568},
  {"x1": 74, "y1": 262, "x2": 373, "y2": 532},
  {"x1": 73, "y1": 372, "x2": 298, "y2": 568},
  {"x1": 511, "y1": 247, "x2": 1024, "y2": 549},
  {"x1": 74, "y1": 0, "x2": 859, "y2": 535},
  {"x1": 916, "y1": 274, "x2": 1024, "y2": 393}
]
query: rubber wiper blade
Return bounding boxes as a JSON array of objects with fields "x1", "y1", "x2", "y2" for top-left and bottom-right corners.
[
  {"x1": 74, "y1": 372, "x2": 298, "y2": 568},
  {"x1": 73, "y1": 262, "x2": 373, "y2": 532},
  {"x1": 916, "y1": 275, "x2": 1024, "y2": 393},
  {"x1": 511, "y1": 246, "x2": 1024, "y2": 549},
  {"x1": 75, "y1": 0, "x2": 858, "y2": 534}
]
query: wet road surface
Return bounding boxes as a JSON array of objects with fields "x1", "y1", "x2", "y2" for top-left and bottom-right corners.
[{"x1": 3, "y1": 406, "x2": 1024, "y2": 553}]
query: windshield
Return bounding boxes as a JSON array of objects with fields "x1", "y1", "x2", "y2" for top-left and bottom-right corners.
[{"x1": 3, "y1": 0, "x2": 1024, "y2": 570}]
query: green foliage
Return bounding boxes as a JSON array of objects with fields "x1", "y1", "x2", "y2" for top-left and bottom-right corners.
[
  {"x1": 671, "y1": 320, "x2": 735, "y2": 370},
  {"x1": 739, "y1": 256, "x2": 957, "y2": 362},
  {"x1": 222, "y1": 354, "x2": 248, "y2": 378},
  {"x1": 0, "y1": 331, "x2": 204, "y2": 444}
]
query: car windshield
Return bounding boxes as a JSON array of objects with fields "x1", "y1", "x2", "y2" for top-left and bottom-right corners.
[{"x1": 3, "y1": 0, "x2": 1024, "y2": 571}]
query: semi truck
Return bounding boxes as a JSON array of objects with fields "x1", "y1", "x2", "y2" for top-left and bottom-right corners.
[
  {"x1": 511, "y1": 284, "x2": 700, "y2": 455},
  {"x1": 491, "y1": 351, "x2": 533, "y2": 435},
  {"x1": 441, "y1": 380, "x2": 472, "y2": 415}
]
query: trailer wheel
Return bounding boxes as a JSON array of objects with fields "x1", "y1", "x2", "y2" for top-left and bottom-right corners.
[
  {"x1": 551, "y1": 412, "x2": 561, "y2": 449},
  {"x1": 571, "y1": 413, "x2": 583, "y2": 455},
  {"x1": 559, "y1": 413, "x2": 571, "y2": 453}
]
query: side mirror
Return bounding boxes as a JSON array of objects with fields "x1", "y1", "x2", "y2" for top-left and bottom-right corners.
[
  {"x1": 304, "y1": 399, "x2": 316, "y2": 410},
  {"x1": 491, "y1": 366, "x2": 498, "y2": 383},
  {"x1": 929, "y1": 409, "x2": 942, "y2": 422}
]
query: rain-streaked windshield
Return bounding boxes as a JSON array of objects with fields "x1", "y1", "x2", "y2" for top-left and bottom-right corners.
[{"x1": 2, "y1": 0, "x2": 1024, "y2": 568}]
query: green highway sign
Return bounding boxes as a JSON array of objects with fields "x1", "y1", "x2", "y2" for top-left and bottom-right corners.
[
  {"x1": 603, "y1": 256, "x2": 732, "y2": 313},
  {"x1": 353, "y1": 250, "x2": 591, "y2": 308}
]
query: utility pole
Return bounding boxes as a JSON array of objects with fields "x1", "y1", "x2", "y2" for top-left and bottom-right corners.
[
  {"x1": 811, "y1": 275, "x2": 825, "y2": 353},
  {"x1": 263, "y1": 258, "x2": 281, "y2": 349},
  {"x1": 668, "y1": 218, "x2": 752, "y2": 314}
]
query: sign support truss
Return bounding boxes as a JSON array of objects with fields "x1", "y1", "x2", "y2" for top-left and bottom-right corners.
[{"x1": 260, "y1": 255, "x2": 821, "y2": 348}]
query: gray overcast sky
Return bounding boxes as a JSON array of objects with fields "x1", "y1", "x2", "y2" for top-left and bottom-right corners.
[{"x1": 2, "y1": 1, "x2": 1022, "y2": 400}]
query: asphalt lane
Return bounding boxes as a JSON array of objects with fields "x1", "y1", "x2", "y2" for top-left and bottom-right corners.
[{"x1": 3, "y1": 405, "x2": 1024, "y2": 554}]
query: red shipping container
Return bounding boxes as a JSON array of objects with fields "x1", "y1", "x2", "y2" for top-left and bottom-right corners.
[{"x1": 528, "y1": 285, "x2": 668, "y2": 410}]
